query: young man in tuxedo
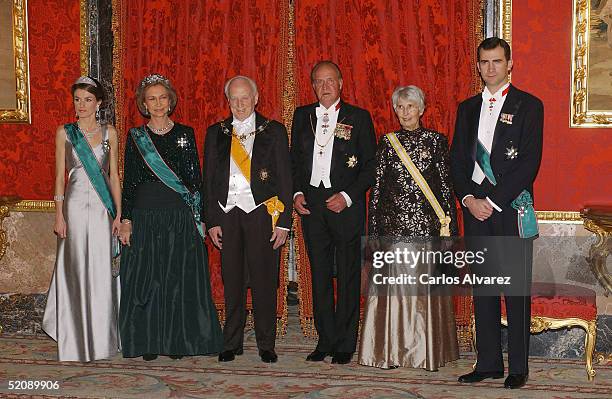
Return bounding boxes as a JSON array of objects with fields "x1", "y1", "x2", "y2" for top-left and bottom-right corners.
[
  {"x1": 291, "y1": 61, "x2": 376, "y2": 364},
  {"x1": 203, "y1": 76, "x2": 292, "y2": 364},
  {"x1": 450, "y1": 37, "x2": 543, "y2": 389}
]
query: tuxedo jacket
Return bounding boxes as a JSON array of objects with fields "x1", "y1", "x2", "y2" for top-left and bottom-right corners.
[
  {"x1": 202, "y1": 112, "x2": 293, "y2": 230},
  {"x1": 450, "y1": 85, "x2": 544, "y2": 211},
  {"x1": 290, "y1": 101, "x2": 377, "y2": 204}
]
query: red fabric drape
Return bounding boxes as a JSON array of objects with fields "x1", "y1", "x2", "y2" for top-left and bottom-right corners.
[
  {"x1": 0, "y1": 0, "x2": 81, "y2": 198},
  {"x1": 114, "y1": 0, "x2": 289, "y2": 321},
  {"x1": 293, "y1": 0, "x2": 481, "y2": 340},
  {"x1": 116, "y1": 0, "x2": 285, "y2": 142},
  {"x1": 294, "y1": 0, "x2": 480, "y2": 139}
]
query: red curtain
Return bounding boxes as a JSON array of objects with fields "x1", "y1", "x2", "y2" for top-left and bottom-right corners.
[
  {"x1": 293, "y1": 0, "x2": 482, "y2": 342},
  {"x1": 114, "y1": 0, "x2": 290, "y2": 322},
  {"x1": 0, "y1": 0, "x2": 81, "y2": 198},
  {"x1": 115, "y1": 0, "x2": 286, "y2": 142},
  {"x1": 294, "y1": 0, "x2": 480, "y2": 139}
]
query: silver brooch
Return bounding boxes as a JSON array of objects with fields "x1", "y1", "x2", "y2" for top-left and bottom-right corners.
[
  {"x1": 346, "y1": 155, "x2": 358, "y2": 168},
  {"x1": 177, "y1": 136, "x2": 189, "y2": 148},
  {"x1": 505, "y1": 146, "x2": 518, "y2": 160},
  {"x1": 420, "y1": 150, "x2": 430, "y2": 161}
]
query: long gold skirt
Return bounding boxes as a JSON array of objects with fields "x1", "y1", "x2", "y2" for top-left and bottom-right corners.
[{"x1": 358, "y1": 247, "x2": 459, "y2": 371}]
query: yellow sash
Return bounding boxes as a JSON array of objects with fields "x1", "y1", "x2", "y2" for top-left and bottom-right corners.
[
  {"x1": 387, "y1": 132, "x2": 451, "y2": 237},
  {"x1": 230, "y1": 131, "x2": 284, "y2": 230}
]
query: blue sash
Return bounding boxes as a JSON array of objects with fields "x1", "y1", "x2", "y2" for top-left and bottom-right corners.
[
  {"x1": 130, "y1": 127, "x2": 204, "y2": 238},
  {"x1": 475, "y1": 140, "x2": 538, "y2": 238},
  {"x1": 65, "y1": 123, "x2": 119, "y2": 258}
]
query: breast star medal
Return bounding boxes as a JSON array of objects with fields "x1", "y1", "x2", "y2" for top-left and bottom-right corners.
[
  {"x1": 177, "y1": 136, "x2": 189, "y2": 148},
  {"x1": 346, "y1": 155, "x2": 358, "y2": 168},
  {"x1": 505, "y1": 146, "x2": 518, "y2": 160},
  {"x1": 259, "y1": 168, "x2": 269, "y2": 181}
]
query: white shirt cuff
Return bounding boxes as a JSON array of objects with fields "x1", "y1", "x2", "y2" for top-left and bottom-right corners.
[
  {"x1": 293, "y1": 191, "x2": 303, "y2": 200},
  {"x1": 486, "y1": 196, "x2": 502, "y2": 212},
  {"x1": 461, "y1": 194, "x2": 474, "y2": 207},
  {"x1": 340, "y1": 191, "x2": 352, "y2": 207}
]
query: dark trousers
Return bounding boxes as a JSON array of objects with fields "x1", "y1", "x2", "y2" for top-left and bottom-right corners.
[
  {"x1": 463, "y1": 196, "x2": 532, "y2": 375},
  {"x1": 301, "y1": 186, "x2": 365, "y2": 354},
  {"x1": 220, "y1": 206, "x2": 279, "y2": 353}
]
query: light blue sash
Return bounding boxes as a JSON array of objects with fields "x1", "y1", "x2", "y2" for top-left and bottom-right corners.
[
  {"x1": 130, "y1": 127, "x2": 204, "y2": 238},
  {"x1": 475, "y1": 140, "x2": 538, "y2": 238}
]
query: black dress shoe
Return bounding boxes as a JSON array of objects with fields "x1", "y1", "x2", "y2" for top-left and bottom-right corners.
[
  {"x1": 306, "y1": 350, "x2": 329, "y2": 362},
  {"x1": 260, "y1": 350, "x2": 278, "y2": 363},
  {"x1": 169, "y1": 355, "x2": 183, "y2": 360},
  {"x1": 218, "y1": 350, "x2": 236, "y2": 362},
  {"x1": 504, "y1": 374, "x2": 528, "y2": 389},
  {"x1": 142, "y1": 354, "x2": 158, "y2": 361},
  {"x1": 458, "y1": 370, "x2": 504, "y2": 383},
  {"x1": 331, "y1": 352, "x2": 352, "y2": 364}
]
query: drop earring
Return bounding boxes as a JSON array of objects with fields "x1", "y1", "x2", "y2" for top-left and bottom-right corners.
[{"x1": 95, "y1": 107, "x2": 100, "y2": 120}]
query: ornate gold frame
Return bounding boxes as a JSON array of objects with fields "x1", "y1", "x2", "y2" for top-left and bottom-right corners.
[
  {"x1": 79, "y1": 0, "x2": 89, "y2": 75},
  {"x1": 0, "y1": 0, "x2": 30, "y2": 123},
  {"x1": 571, "y1": 0, "x2": 612, "y2": 127},
  {"x1": 498, "y1": 0, "x2": 512, "y2": 45},
  {"x1": 536, "y1": 210, "x2": 583, "y2": 223}
]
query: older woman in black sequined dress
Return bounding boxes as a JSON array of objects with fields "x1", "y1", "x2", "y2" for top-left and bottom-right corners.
[
  {"x1": 118, "y1": 74, "x2": 222, "y2": 360},
  {"x1": 358, "y1": 85, "x2": 459, "y2": 371}
]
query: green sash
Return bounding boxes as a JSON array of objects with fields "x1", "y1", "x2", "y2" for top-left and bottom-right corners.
[
  {"x1": 65, "y1": 123, "x2": 116, "y2": 219},
  {"x1": 130, "y1": 127, "x2": 204, "y2": 238},
  {"x1": 475, "y1": 139, "x2": 538, "y2": 238},
  {"x1": 476, "y1": 140, "x2": 497, "y2": 185},
  {"x1": 65, "y1": 123, "x2": 119, "y2": 259}
]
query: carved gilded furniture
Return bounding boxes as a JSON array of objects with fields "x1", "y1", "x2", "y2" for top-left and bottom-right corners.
[
  {"x1": 581, "y1": 205, "x2": 612, "y2": 296},
  {"x1": 0, "y1": 196, "x2": 21, "y2": 262},
  {"x1": 471, "y1": 282, "x2": 598, "y2": 381}
]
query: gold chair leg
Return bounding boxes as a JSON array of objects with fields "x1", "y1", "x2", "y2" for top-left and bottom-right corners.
[{"x1": 585, "y1": 320, "x2": 597, "y2": 381}]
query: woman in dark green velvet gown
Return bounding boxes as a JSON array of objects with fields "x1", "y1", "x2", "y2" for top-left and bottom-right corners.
[{"x1": 118, "y1": 74, "x2": 222, "y2": 360}]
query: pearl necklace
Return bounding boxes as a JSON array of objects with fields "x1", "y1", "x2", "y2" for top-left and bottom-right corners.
[{"x1": 148, "y1": 120, "x2": 174, "y2": 135}]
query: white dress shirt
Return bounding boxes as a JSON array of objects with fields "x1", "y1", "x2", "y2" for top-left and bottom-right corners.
[
  {"x1": 219, "y1": 112, "x2": 260, "y2": 214},
  {"x1": 462, "y1": 83, "x2": 510, "y2": 212},
  {"x1": 310, "y1": 98, "x2": 340, "y2": 188},
  {"x1": 297, "y1": 98, "x2": 352, "y2": 207}
]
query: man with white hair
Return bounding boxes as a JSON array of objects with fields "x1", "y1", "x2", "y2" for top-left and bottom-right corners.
[{"x1": 202, "y1": 75, "x2": 292, "y2": 363}]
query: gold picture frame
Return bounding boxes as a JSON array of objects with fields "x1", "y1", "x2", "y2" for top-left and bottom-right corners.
[
  {"x1": 0, "y1": 0, "x2": 30, "y2": 123},
  {"x1": 571, "y1": 0, "x2": 612, "y2": 127},
  {"x1": 499, "y1": 0, "x2": 512, "y2": 46}
]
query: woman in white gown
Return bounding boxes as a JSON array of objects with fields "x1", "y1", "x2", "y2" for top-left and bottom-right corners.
[{"x1": 42, "y1": 76, "x2": 122, "y2": 362}]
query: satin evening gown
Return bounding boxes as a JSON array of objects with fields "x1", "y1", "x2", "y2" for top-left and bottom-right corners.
[
  {"x1": 43, "y1": 124, "x2": 120, "y2": 362},
  {"x1": 358, "y1": 127, "x2": 459, "y2": 371}
]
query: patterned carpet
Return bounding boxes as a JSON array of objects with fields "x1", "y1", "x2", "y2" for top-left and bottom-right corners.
[{"x1": 0, "y1": 308, "x2": 610, "y2": 398}]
